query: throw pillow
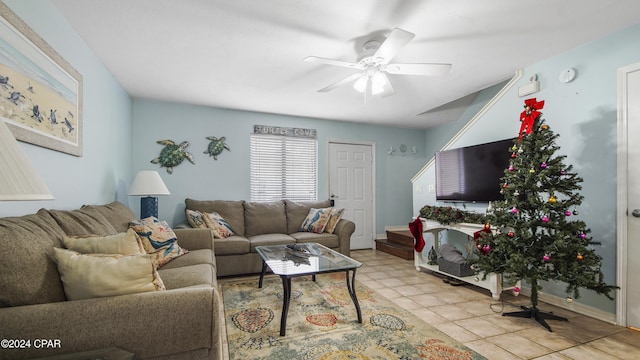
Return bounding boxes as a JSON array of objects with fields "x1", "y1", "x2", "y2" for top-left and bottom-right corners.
[
  {"x1": 129, "y1": 217, "x2": 188, "y2": 267},
  {"x1": 52, "y1": 248, "x2": 165, "y2": 301},
  {"x1": 324, "y1": 208, "x2": 345, "y2": 234},
  {"x1": 62, "y1": 228, "x2": 145, "y2": 255},
  {"x1": 202, "y1": 211, "x2": 234, "y2": 238},
  {"x1": 299, "y1": 208, "x2": 331, "y2": 234},
  {"x1": 185, "y1": 209, "x2": 207, "y2": 229}
]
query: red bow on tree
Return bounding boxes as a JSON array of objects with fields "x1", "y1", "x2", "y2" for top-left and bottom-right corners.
[{"x1": 519, "y1": 98, "x2": 545, "y2": 139}]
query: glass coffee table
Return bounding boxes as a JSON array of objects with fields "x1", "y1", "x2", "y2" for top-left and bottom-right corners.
[{"x1": 255, "y1": 243, "x2": 363, "y2": 336}]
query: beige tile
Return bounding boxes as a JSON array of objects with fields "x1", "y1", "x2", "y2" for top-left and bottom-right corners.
[
  {"x1": 389, "y1": 296, "x2": 422, "y2": 310},
  {"x1": 393, "y1": 284, "x2": 429, "y2": 296},
  {"x1": 378, "y1": 277, "x2": 407, "y2": 287},
  {"x1": 429, "y1": 304, "x2": 476, "y2": 321},
  {"x1": 515, "y1": 327, "x2": 577, "y2": 352},
  {"x1": 406, "y1": 293, "x2": 448, "y2": 307},
  {"x1": 373, "y1": 287, "x2": 403, "y2": 299},
  {"x1": 455, "y1": 317, "x2": 511, "y2": 338},
  {"x1": 487, "y1": 332, "x2": 554, "y2": 359},
  {"x1": 531, "y1": 353, "x2": 572, "y2": 360},
  {"x1": 435, "y1": 322, "x2": 482, "y2": 342},
  {"x1": 586, "y1": 336, "x2": 640, "y2": 359},
  {"x1": 465, "y1": 339, "x2": 524, "y2": 360},
  {"x1": 559, "y1": 344, "x2": 620, "y2": 359},
  {"x1": 366, "y1": 271, "x2": 394, "y2": 280},
  {"x1": 408, "y1": 307, "x2": 450, "y2": 326}
]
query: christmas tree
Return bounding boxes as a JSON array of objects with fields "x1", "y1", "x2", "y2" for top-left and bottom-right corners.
[{"x1": 473, "y1": 98, "x2": 617, "y2": 331}]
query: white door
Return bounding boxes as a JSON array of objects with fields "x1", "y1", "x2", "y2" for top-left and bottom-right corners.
[
  {"x1": 617, "y1": 61, "x2": 640, "y2": 328},
  {"x1": 328, "y1": 142, "x2": 375, "y2": 250}
]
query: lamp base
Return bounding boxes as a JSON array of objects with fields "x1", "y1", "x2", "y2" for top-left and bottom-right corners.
[{"x1": 140, "y1": 196, "x2": 159, "y2": 219}]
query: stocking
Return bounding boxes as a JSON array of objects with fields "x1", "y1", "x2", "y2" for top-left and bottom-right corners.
[{"x1": 409, "y1": 217, "x2": 425, "y2": 253}]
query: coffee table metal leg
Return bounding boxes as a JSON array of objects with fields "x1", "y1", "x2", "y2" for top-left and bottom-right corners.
[
  {"x1": 280, "y1": 276, "x2": 292, "y2": 336},
  {"x1": 258, "y1": 260, "x2": 268, "y2": 288},
  {"x1": 345, "y1": 269, "x2": 362, "y2": 323}
]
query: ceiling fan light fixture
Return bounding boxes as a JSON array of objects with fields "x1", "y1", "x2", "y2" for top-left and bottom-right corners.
[
  {"x1": 353, "y1": 74, "x2": 368, "y2": 93},
  {"x1": 371, "y1": 72, "x2": 386, "y2": 95}
]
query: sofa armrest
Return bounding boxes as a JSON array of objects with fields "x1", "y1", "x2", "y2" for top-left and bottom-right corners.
[
  {"x1": 0, "y1": 287, "x2": 221, "y2": 359},
  {"x1": 174, "y1": 228, "x2": 216, "y2": 251},
  {"x1": 333, "y1": 218, "x2": 355, "y2": 256}
]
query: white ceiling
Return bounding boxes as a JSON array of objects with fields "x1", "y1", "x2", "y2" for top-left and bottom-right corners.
[{"x1": 52, "y1": 0, "x2": 640, "y2": 129}]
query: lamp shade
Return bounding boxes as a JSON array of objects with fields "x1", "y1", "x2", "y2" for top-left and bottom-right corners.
[
  {"x1": 128, "y1": 171, "x2": 170, "y2": 196},
  {"x1": 0, "y1": 119, "x2": 54, "y2": 201}
]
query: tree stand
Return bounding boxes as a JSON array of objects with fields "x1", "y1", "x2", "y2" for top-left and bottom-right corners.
[{"x1": 503, "y1": 306, "x2": 568, "y2": 332}]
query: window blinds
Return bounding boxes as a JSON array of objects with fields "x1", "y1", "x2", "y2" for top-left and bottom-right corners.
[{"x1": 250, "y1": 135, "x2": 318, "y2": 202}]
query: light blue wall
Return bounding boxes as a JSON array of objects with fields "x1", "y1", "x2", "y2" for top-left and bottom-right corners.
[
  {"x1": 132, "y1": 99, "x2": 427, "y2": 235},
  {"x1": 413, "y1": 23, "x2": 640, "y2": 314},
  {"x1": 0, "y1": 0, "x2": 133, "y2": 218}
]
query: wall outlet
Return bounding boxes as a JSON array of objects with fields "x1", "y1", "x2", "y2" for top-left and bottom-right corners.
[
  {"x1": 416, "y1": 185, "x2": 423, "y2": 194},
  {"x1": 428, "y1": 184, "x2": 435, "y2": 193}
]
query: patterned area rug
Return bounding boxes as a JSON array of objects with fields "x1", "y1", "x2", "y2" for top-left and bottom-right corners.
[{"x1": 222, "y1": 273, "x2": 487, "y2": 359}]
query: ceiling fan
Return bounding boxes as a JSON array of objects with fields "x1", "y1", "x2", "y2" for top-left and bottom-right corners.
[{"x1": 304, "y1": 28, "x2": 451, "y2": 97}]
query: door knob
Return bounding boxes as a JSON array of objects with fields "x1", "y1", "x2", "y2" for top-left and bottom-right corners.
[{"x1": 633, "y1": 209, "x2": 640, "y2": 218}]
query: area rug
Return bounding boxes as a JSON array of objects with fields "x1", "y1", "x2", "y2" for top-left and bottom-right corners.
[{"x1": 222, "y1": 273, "x2": 487, "y2": 359}]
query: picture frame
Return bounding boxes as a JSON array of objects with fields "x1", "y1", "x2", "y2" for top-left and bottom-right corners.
[{"x1": 0, "y1": 2, "x2": 83, "y2": 156}]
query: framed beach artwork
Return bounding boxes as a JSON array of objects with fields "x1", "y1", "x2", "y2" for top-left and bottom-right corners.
[{"x1": 0, "y1": 2, "x2": 83, "y2": 156}]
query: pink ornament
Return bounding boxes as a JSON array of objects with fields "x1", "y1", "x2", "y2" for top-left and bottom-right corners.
[
  {"x1": 513, "y1": 286, "x2": 520, "y2": 294},
  {"x1": 565, "y1": 210, "x2": 572, "y2": 216},
  {"x1": 483, "y1": 245, "x2": 491, "y2": 253},
  {"x1": 509, "y1": 165, "x2": 515, "y2": 171},
  {"x1": 541, "y1": 162, "x2": 548, "y2": 169},
  {"x1": 543, "y1": 254, "x2": 550, "y2": 262},
  {"x1": 579, "y1": 232, "x2": 586, "y2": 239},
  {"x1": 511, "y1": 207, "x2": 518, "y2": 214},
  {"x1": 541, "y1": 215, "x2": 549, "y2": 223}
]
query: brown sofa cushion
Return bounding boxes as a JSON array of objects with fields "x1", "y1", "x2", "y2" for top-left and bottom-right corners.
[
  {"x1": 244, "y1": 201, "x2": 287, "y2": 237},
  {"x1": 284, "y1": 200, "x2": 331, "y2": 234},
  {"x1": 0, "y1": 210, "x2": 67, "y2": 307},
  {"x1": 185, "y1": 199, "x2": 245, "y2": 237},
  {"x1": 81, "y1": 201, "x2": 136, "y2": 233},
  {"x1": 46, "y1": 208, "x2": 118, "y2": 236}
]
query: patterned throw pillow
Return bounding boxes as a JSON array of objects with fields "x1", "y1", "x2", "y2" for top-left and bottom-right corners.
[
  {"x1": 299, "y1": 208, "x2": 331, "y2": 234},
  {"x1": 324, "y1": 208, "x2": 345, "y2": 234},
  {"x1": 129, "y1": 217, "x2": 188, "y2": 267},
  {"x1": 185, "y1": 209, "x2": 207, "y2": 229},
  {"x1": 203, "y1": 212, "x2": 235, "y2": 239}
]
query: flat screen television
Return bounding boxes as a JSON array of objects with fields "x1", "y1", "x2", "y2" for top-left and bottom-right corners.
[{"x1": 435, "y1": 138, "x2": 514, "y2": 202}]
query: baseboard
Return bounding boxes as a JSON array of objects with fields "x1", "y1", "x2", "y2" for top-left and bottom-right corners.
[{"x1": 518, "y1": 287, "x2": 617, "y2": 325}]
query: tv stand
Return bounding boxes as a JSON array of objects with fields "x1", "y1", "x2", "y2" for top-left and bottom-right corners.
[{"x1": 414, "y1": 218, "x2": 516, "y2": 300}]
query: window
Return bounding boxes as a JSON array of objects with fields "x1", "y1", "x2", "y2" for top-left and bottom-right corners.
[{"x1": 250, "y1": 134, "x2": 318, "y2": 202}]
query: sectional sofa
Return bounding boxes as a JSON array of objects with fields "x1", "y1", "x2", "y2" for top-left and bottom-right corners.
[{"x1": 0, "y1": 201, "x2": 222, "y2": 359}]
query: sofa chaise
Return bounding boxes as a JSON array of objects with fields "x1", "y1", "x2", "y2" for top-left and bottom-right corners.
[{"x1": 0, "y1": 201, "x2": 222, "y2": 359}]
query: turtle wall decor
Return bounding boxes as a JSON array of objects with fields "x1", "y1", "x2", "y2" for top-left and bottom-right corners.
[
  {"x1": 203, "y1": 136, "x2": 230, "y2": 160},
  {"x1": 151, "y1": 139, "x2": 195, "y2": 174}
]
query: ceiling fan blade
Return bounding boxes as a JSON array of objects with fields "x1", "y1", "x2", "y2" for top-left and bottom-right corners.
[
  {"x1": 373, "y1": 28, "x2": 415, "y2": 64},
  {"x1": 384, "y1": 63, "x2": 452, "y2": 76},
  {"x1": 304, "y1": 56, "x2": 364, "y2": 70},
  {"x1": 317, "y1": 73, "x2": 363, "y2": 92}
]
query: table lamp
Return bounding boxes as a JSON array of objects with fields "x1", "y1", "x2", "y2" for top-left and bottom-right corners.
[
  {"x1": 0, "y1": 119, "x2": 54, "y2": 200},
  {"x1": 128, "y1": 170, "x2": 170, "y2": 219}
]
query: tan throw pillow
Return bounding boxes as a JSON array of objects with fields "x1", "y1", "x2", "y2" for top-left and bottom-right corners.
[
  {"x1": 62, "y1": 229, "x2": 145, "y2": 255},
  {"x1": 52, "y1": 248, "x2": 165, "y2": 301},
  {"x1": 185, "y1": 209, "x2": 207, "y2": 229},
  {"x1": 299, "y1": 208, "x2": 331, "y2": 234},
  {"x1": 129, "y1": 217, "x2": 188, "y2": 267},
  {"x1": 202, "y1": 211, "x2": 235, "y2": 238},
  {"x1": 324, "y1": 208, "x2": 345, "y2": 234}
]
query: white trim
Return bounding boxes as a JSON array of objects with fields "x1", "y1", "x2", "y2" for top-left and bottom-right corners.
[
  {"x1": 615, "y1": 61, "x2": 640, "y2": 327},
  {"x1": 327, "y1": 139, "x2": 376, "y2": 249},
  {"x1": 411, "y1": 69, "x2": 523, "y2": 183}
]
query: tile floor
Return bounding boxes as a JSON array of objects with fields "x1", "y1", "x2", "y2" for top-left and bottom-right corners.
[{"x1": 219, "y1": 249, "x2": 640, "y2": 359}]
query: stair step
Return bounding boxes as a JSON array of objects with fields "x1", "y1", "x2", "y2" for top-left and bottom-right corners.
[
  {"x1": 375, "y1": 238, "x2": 414, "y2": 260},
  {"x1": 386, "y1": 230, "x2": 414, "y2": 247}
]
